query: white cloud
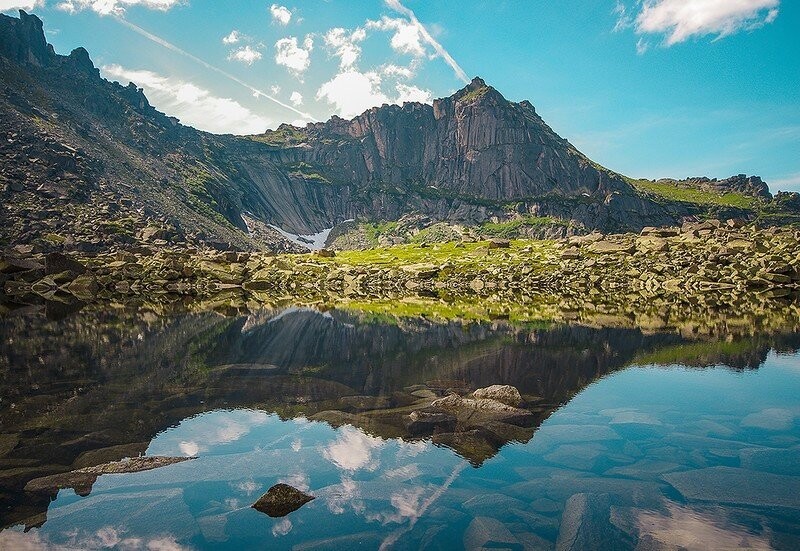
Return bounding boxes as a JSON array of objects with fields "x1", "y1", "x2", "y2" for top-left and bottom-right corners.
[
  {"x1": 0, "y1": 0, "x2": 43, "y2": 10},
  {"x1": 56, "y1": 0, "x2": 182, "y2": 15},
  {"x1": 103, "y1": 64, "x2": 272, "y2": 134},
  {"x1": 228, "y1": 45, "x2": 262, "y2": 65},
  {"x1": 323, "y1": 27, "x2": 367, "y2": 69},
  {"x1": 222, "y1": 30, "x2": 241, "y2": 45},
  {"x1": 770, "y1": 172, "x2": 800, "y2": 191},
  {"x1": 395, "y1": 83, "x2": 432, "y2": 104},
  {"x1": 290, "y1": 91, "x2": 303, "y2": 106},
  {"x1": 367, "y1": 16, "x2": 427, "y2": 57},
  {"x1": 383, "y1": 0, "x2": 468, "y2": 83},
  {"x1": 275, "y1": 35, "x2": 313, "y2": 77},
  {"x1": 619, "y1": 0, "x2": 780, "y2": 46},
  {"x1": 270, "y1": 3, "x2": 291, "y2": 25},
  {"x1": 316, "y1": 69, "x2": 433, "y2": 118},
  {"x1": 381, "y1": 63, "x2": 415, "y2": 79},
  {"x1": 322, "y1": 426, "x2": 385, "y2": 471},
  {"x1": 316, "y1": 70, "x2": 389, "y2": 119},
  {"x1": 272, "y1": 518, "x2": 293, "y2": 537},
  {"x1": 270, "y1": 84, "x2": 281, "y2": 95}
]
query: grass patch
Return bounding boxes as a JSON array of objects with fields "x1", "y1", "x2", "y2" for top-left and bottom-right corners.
[
  {"x1": 461, "y1": 85, "x2": 490, "y2": 103},
  {"x1": 282, "y1": 161, "x2": 331, "y2": 184},
  {"x1": 481, "y1": 215, "x2": 566, "y2": 238},
  {"x1": 249, "y1": 125, "x2": 308, "y2": 146},
  {"x1": 630, "y1": 179, "x2": 756, "y2": 209},
  {"x1": 339, "y1": 296, "x2": 559, "y2": 325},
  {"x1": 629, "y1": 339, "x2": 754, "y2": 367},
  {"x1": 364, "y1": 221, "x2": 399, "y2": 246},
  {"x1": 331, "y1": 239, "x2": 557, "y2": 271}
]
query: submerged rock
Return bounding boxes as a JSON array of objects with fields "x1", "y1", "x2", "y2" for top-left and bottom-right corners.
[
  {"x1": 252, "y1": 483, "x2": 315, "y2": 517},
  {"x1": 463, "y1": 516, "x2": 521, "y2": 550},
  {"x1": 555, "y1": 493, "x2": 631, "y2": 551}
]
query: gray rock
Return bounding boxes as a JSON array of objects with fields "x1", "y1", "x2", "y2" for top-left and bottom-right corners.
[
  {"x1": 463, "y1": 516, "x2": 521, "y2": 550},
  {"x1": 251, "y1": 483, "x2": 315, "y2": 517},
  {"x1": 472, "y1": 385, "x2": 522, "y2": 407},
  {"x1": 555, "y1": 493, "x2": 631, "y2": 551},
  {"x1": 663, "y1": 466, "x2": 800, "y2": 508}
]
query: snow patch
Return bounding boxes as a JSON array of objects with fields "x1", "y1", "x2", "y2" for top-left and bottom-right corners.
[{"x1": 269, "y1": 225, "x2": 333, "y2": 250}]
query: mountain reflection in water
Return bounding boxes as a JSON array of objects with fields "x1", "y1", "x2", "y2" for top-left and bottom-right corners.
[{"x1": 1, "y1": 305, "x2": 799, "y2": 549}]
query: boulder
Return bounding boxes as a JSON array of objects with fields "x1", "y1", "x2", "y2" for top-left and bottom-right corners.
[
  {"x1": 556, "y1": 493, "x2": 630, "y2": 551},
  {"x1": 44, "y1": 252, "x2": 86, "y2": 276},
  {"x1": 406, "y1": 410, "x2": 457, "y2": 436},
  {"x1": 471, "y1": 385, "x2": 522, "y2": 407},
  {"x1": 588, "y1": 241, "x2": 635, "y2": 254},
  {"x1": 463, "y1": 516, "x2": 521, "y2": 550},
  {"x1": 252, "y1": 483, "x2": 315, "y2": 517},
  {"x1": 487, "y1": 238, "x2": 511, "y2": 249}
]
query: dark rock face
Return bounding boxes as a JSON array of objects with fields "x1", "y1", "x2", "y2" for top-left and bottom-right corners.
[
  {"x1": 0, "y1": 10, "x2": 55, "y2": 67},
  {"x1": 252, "y1": 483, "x2": 315, "y2": 517}
]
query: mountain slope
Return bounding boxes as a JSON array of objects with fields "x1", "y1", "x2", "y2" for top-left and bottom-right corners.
[{"x1": 0, "y1": 11, "x2": 775, "y2": 253}]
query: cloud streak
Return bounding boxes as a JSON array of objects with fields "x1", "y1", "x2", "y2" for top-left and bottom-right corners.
[
  {"x1": 383, "y1": 0, "x2": 468, "y2": 84},
  {"x1": 112, "y1": 16, "x2": 316, "y2": 121}
]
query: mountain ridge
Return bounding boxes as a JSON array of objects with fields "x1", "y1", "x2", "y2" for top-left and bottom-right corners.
[{"x1": 0, "y1": 10, "x2": 788, "y2": 253}]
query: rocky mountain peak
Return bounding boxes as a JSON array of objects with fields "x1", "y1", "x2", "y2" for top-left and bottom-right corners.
[{"x1": 0, "y1": 10, "x2": 54, "y2": 67}]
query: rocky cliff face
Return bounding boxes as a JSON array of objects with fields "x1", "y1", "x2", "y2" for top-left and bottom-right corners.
[{"x1": 0, "y1": 11, "x2": 775, "y2": 252}]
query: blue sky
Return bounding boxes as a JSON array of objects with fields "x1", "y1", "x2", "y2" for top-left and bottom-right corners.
[{"x1": 2, "y1": 0, "x2": 799, "y2": 191}]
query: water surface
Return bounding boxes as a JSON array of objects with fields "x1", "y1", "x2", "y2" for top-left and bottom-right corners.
[{"x1": 1, "y1": 306, "x2": 799, "y2": 549}]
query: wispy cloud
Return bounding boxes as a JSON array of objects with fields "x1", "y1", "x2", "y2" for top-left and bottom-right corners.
[
  {"x1": 103, "y1": 64, "x2": 272, "y2": 134},
  {"x1": 616, "y1": 0, "x2": 781, "y2": 47},
  {"x1": 367, "y1": 15, "x2": 427, "y2": 58},
  {"x1": 222, "y1": 30, "x2": 241, "y2": 45},
  {"x1": 0, "y1": 0, "x2": 43, "y2": 10},
  {"x1": 383, "y1": 0, "x2": 469, "y2": 83},
  {"x1": 228, "y1": 44, "x2": 262, "y2": 65},
  {"x1": 323, "y1": 27, "x2": 367, "y2": 69},
  {"x1": 274, "y1": 35, "x2": 313, "y2": 77},
  {"x1": 56, "y1": 0, "x2": 182, "y2": 16},
  {"x1": 112, "y1": 17, "x2": 316, "y2": 121},
  {"x1": 769, "y1": 172, "x2": 800, "y2": 191},
  {"x1": 270, "y1": 3, "x2": 292, "y2": 26}
]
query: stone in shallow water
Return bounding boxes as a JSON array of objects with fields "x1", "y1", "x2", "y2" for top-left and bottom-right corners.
[
  {"x1": 252, "y1": 483, "x2": 315, "y2": 517},
  {"x1": 544, "y1": 444, "x2": 604, "y2": 471},
  {"x1": 463, "y1": 516, "x2": 521, "y2": 550},
  {"x1": 462, "y1": 493, "x2": 526, "y2": 516},
  {"x1": 663, "y1": 466, "x2": 800, "y2": 509},
  {"x1": 555, "y1": 493, "x2": 631, "y2": 551},
  {"x1": 739, "y1": 447, "x2": 800, "y2": 476},
  {"x1": 605, "y1": 460, "x2": 682, "y2": 480},
  {"x1": 740, "y1": 408, "x2": 796, "y2": 431}
]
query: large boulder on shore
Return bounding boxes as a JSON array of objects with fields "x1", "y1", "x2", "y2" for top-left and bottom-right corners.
[
  {"x1": 252, "y1": 483, "x2": 315, "y2": 517},
  {"x1": 471, "y1": 385, "x2": 522, "y2": 407}
]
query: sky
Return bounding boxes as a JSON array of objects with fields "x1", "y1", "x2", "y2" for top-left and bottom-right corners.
[{"x1": 1, "y1": 0, "x2": 799, "y2": 191}]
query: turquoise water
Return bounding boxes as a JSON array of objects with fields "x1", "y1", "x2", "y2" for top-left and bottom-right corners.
[{"x1": 1, "y1": 309, "x2": 799, "y2": 549}]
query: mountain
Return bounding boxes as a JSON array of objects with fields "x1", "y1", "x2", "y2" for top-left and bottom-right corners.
[{"x1": 0, "y1": 11, "x2": 783, "y2": 253}]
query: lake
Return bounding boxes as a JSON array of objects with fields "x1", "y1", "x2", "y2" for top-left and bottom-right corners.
[{"x1": 1, "y1": 305, "x2": 799, "y2": 549}]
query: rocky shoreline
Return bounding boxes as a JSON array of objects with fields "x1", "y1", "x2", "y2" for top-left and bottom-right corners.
[{"x1": 2, "y1": 220, "x2": 800, "y2": 333}]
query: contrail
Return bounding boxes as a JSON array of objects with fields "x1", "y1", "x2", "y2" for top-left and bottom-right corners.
[
  {"x1": 112, "y1": 16, "x2": 317, "y2": 122},
  {"x1": 384, "y1": 0, "x2": 469, "y2": 84}
]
